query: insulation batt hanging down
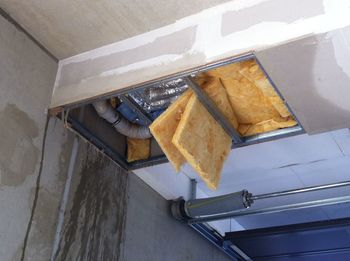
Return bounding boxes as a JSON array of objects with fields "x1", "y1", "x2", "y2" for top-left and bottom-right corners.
[{"x1": 150, "y1": 59, "x2": 297, "y2": 190}]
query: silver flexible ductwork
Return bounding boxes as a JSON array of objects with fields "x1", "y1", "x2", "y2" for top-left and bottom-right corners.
[
  {"x1": 129, "y1": 78, "x2": 188, "y2": 112},
  {"x1": 93, "y1": 100, "x2": 152, "y2": 139}
]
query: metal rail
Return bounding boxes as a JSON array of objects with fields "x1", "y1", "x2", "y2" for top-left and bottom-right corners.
[
  {"x1": 185, "y1": 77, "x2": 243, "y2": 143},
  {"x1": 235, "y1": 125, "x2": 304, "y2": 148},
  {"x1": 252, "y1": 180, "x2": 350, "y2": 201},
  {"x1": 68, "y1": 114, "x2": 169, "y2": 170},
  {"x1": 172, "y1": 180, "x2": 350, "y2": 224},
  {"x1": 189, "y1": 223, "x2": 250, "y2": 260},
  {"x1": 188, "y1": 195, "x2": 350, "y2": 224},
  {"x1": 119, "y1": 94, "x2": 153, "y2": 125},
  {"x1": 63, "y1": 53, "x2": 305, "y2": 171}
]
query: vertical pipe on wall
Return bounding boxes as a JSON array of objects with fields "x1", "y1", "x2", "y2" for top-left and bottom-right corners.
[{"x1": 50, "y1": 137, "x2": 79, "y2": 261}]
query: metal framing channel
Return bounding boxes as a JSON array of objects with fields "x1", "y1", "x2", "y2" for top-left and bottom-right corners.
[
  {"x1": 67, "y1": 114, "x2": 169, "y2": 170},
  {"x1": 189, "y1": 223, "x2": 250, "y2": 260},
  {"x1": 235, "y1": 125, "x2": 304, "y2": 148},
  {"x1": 67, "y1": 115, "x2": 129, "y2": 170},
  {"x1": 185, "y1": 77, "x2": 243, "y2": 143},
  {"x1": 119, "y1": 94, "x2": 153, "y2": 125},
  {"x1": 115, "y1": 52, "x2": 303, "y2": 147},
  {"x1": 128, "y1": 155, "x2": 168, "y2": 170},
  {"x1": 62, "y1": 52, "x2": 304, "y2": 170}
]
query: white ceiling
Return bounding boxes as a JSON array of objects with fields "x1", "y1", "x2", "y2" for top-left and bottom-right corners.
[
  {"x1": 182, "y1": 129, "x2": 349, "y2": 197},
  {"x1": 0, "y1": 0, "x2": 231, "y2": 59},
  {"x1": 135, "y1": 128, "x2": 350, "y2": 232}
]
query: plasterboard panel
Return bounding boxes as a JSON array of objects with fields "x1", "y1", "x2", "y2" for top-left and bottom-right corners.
[
  {"x1": 134, "y1": 128, "x2": 349, "y2": 232},
  {"x1": 330, "y1": 128, "x2": 350, "y2": 156},
  {"x1": 181, "y1": 131, "x2": 343, "y2": 192},
  {"x1": 148, "y1": 129, "x2": 345, "y2": 197},
  {"x1": 291, "y1": 156, "x2": 350, "y2": 186},
  {"x1": 217, "y1": 168, "x2": 304, "y2": 196},
  {"x1": 133, "y1": 162, "x2": 192, "y2": 200},
  {"x1": 50, "y1": 0, "x2": 350, "y2": 108},
  {"x1": 256, "y1": 26, "x2": 350, "y2": 134}
]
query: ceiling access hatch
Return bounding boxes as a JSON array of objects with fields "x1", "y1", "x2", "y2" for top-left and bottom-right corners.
[{"x1": 63, "y1": 53, "x2": 304, "y2": 171}]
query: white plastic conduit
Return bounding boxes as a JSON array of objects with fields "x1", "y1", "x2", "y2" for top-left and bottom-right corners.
[{"x1": 93, "y1": 100, "x2": 152, "y2": 139}]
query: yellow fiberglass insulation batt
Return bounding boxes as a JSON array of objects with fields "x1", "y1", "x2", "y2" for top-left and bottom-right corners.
[
  {"x1": 204, "y1": 59, "x2": 297, "y2": 136},
  {"x1": 149, "y1": 90, "x2": 193, "y2": 171},
  {"x1": 149, "y1": 58, "x2": 297, "y2": 190},
  {"x1": 127, "y1": 137, "x2": 151, "y2": 162}
]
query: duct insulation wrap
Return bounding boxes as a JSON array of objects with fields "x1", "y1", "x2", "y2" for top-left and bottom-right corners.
[
  {"x1": 128, "y1": 78, "x2": 188, "y2": 112},
  {"x1": 184, "y1": 190, "x2": 252, "y2": 218}
]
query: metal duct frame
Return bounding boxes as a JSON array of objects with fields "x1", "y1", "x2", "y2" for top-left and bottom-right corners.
[{"x1": 61, "y1": 52, "x2": 304, "y2": 170}]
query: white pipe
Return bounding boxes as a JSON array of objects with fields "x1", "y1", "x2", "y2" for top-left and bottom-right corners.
[
  {"x1": 93, "y1": 100, "x2": 152, "y2": 139},
  {"x1": 93, "y1": 100, "x2": 118, "y2": 123},
  {"x1": 51, "y1": 137, "x2": 79, "y2": 261}
]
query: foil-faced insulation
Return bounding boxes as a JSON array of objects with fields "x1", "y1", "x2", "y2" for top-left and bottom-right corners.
[{"x1": 127, "y1": 78, "x2": 188, "y2": 112}]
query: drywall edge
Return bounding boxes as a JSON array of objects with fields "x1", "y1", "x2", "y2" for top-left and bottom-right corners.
[{"x1": 50, "y1": 0, "x2": 350, "y2": 108}]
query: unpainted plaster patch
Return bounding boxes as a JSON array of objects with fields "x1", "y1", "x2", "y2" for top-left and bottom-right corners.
[
  {"x1": 59, "y1": 26, "x2": 197, "y2": 87},
  {"x1": 221, "y1": 0, "x2": 324, "y2": 36},
  {"x1": 51, "y1": 51, "x2": 206, "y2": 108},
  {"x1": 0, "y1": 104, "x2": 39, "y2": 187}
]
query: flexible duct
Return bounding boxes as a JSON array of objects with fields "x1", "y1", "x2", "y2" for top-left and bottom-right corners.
[{"x1": 93, "y1": 100, "x2": 152, "y2": 139}]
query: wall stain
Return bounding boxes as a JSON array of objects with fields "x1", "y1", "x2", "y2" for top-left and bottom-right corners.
[
  {"x1": 0, "y1": 104, "x2": 39, "y2": 187},
  {"x1": 55, "y1": 144, "x2": 128, "y2": 261}
]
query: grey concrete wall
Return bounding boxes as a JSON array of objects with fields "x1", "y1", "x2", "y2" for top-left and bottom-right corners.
[
  {"x1": 0, "y1": 8, "x2": 229, "y2": 261},
  {"x1": 53, "y1": 142, "x2": 128, "y2": 261},
  {"x1": 55, "y1": 141, "x2": 230, "y2": 261},
  {"x1": 0, "y1": 13, "x2": 74, "y2": 261},
  {"x1": 123, "y1": 173, "x2": 230, "y2": 261}
]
